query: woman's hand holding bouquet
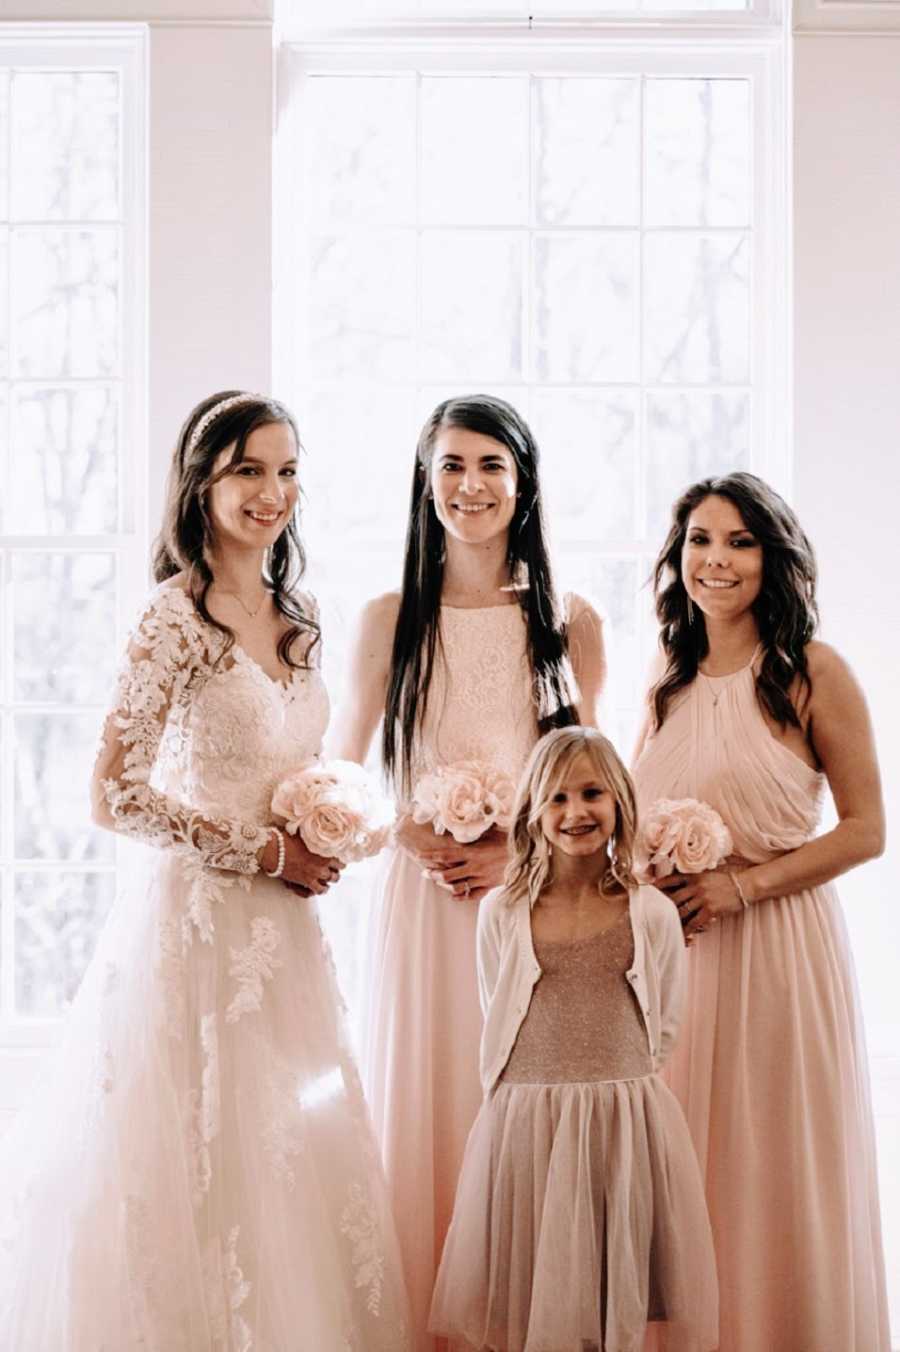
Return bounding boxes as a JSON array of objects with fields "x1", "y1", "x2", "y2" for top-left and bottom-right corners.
[
  {"x1": 635, "y1": 797, "x2": 746, "y2": 940},
  {"x1": 399, "y1": 761, "x2": 515, "y2": 902},
  {"x1": 268, "y1": 760, "x2": 394, "y2": 896}
]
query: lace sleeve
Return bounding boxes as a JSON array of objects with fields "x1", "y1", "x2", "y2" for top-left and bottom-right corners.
[{"x1": 91, "y1": 587, "x2": 270, "y2": 874}]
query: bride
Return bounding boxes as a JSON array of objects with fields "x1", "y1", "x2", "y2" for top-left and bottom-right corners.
[{"x1": 0, "y1": 391, "x2": 410, "y2": 1350}]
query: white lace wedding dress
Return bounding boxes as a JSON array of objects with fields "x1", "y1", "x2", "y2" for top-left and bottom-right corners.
[{"x1": 0, "y1": 585, "x2": 410, "y2": 1351}]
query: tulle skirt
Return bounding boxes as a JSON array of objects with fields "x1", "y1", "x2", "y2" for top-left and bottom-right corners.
[
  {"x1": 0, "y1": 850, "x2": 410, "y2": 1351},
  {"x1": 430, "y1": 1075, "x2": 718, "y2": 1352}
]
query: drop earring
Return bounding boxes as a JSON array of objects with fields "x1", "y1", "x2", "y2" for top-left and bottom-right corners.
[{"x1": 686, "y1": 595, "x2": 695, "y2": 625}]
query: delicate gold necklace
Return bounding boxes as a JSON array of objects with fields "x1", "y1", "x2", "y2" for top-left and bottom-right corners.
[{"x1": 220, "y1": 588, "x2": 268, "y2": 619}]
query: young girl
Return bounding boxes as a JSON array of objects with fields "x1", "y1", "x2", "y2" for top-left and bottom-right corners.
[{"x1": 430, "y1": 727, "x2": 718, "y2": 1352}]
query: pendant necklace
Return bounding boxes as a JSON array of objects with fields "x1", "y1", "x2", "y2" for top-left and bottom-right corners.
[{"x1": 221, "y1": 589, "x2": 268, "y2": 619}]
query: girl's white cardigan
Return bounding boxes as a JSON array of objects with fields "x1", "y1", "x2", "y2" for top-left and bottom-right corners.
[{"x1": 477, "y1": 883, "x2": 686, "y2": 1096}]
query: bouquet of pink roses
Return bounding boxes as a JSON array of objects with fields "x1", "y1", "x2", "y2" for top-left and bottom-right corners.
[
  {"x1": 271, "y1": 760, "x2": 394, "y2": 864},
  {"x1": 635, "y1": 797, "x2": 733, "y2": 882},
  {"x1": 411, "y1": 760, "x2": 515, "y2": 845}
]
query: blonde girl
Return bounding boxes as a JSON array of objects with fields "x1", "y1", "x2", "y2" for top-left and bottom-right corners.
[{"x1": 430, "y1": 727, "x2": 717, "y2": 1352}]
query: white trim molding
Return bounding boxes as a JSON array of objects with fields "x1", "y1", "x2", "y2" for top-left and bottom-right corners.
[{"x1": 794, "y1": 0, "x2": 900, "y2": 33}]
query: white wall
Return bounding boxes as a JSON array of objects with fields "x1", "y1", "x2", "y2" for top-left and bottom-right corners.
[
  {"x1": 794, "y1": 27, "x2": 900, "y2": 1337},
  {"x1": 147, "y1": 19, "x2": 274, "y2": 532}
]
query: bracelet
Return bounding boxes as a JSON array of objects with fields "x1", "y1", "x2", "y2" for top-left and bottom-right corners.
[
  {"x1": 728, "y1": 868, "x2": 750, "y2": 909},
  {"x1": 263, "y1": 827, "x2": 286, "y2": 879}
]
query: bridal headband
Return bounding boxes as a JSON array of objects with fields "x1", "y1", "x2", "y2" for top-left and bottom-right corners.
[{"x1": 187, "y1": 392, "x2": 261, "y2": 454}]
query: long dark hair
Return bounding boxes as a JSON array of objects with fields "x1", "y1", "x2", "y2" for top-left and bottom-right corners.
[
  {"x1": 650, "y1": 471, "x2": 818, "y2": 730},
  {"x1": 383, "y1": 394, "x2": 577, "y2": 795},
  {"x1": 152, "y1": 390, "x2": 319, "y2": 668}
]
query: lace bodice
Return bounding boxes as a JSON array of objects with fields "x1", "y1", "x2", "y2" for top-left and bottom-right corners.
[
  {"x1": 95, "y1": 585, "x2": 330, "y2": 874},
  {"x1": 410, "y1": 604, "x2": 539, "y2": 792}
]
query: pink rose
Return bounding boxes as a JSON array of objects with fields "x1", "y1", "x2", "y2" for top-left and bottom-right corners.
[
  {"x1": 300, "y1": 799, "x2": 365, "y2": 860},
  {"x1": 669, "y1": 801, "x2": 732, "y2": 874},
  {"x1": 271, "y1": 762, "x2": 339, "y2": 825},
  {"x1": 636, "y1": 797, "x2": 732, "y2": 880},
  {"x1": 271, "y1": 760, "x2": 393, "y2": 864},
  {"x1": 412, "y1": 761, "x2": 515, "y2": 844},
  {"x1": 439, "y1": 768, "x2": 494, "y2": 844}
]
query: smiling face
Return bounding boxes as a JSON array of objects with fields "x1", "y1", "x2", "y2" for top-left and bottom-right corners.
[
  {"x1": 206, "y1": 421, "x2": 299, "y2": 552},
  {"x1": 539, "y1": 751, "x2": 618, "y2": 859},
  {"x1": 428, "y1": 425, "x2": 518, "y2": 545},
  {"x1": 681, "y1": 493, "x2": 763, "y2": 623}
]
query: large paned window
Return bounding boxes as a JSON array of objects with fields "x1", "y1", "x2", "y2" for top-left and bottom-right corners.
[
  {"x1": 278, "y1": 38, "x2": 787, "y2": 753},
  {"x1": 275, "y1": 28, "x2": 788, "y2": 1017},
  {"x1": 0, "y1": 27, "x2": 146, "y2": 1095}
]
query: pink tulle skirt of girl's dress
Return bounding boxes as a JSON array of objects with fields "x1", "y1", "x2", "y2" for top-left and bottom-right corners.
[{"x1": 430, "y1": 1075, "x2": 719, "y2": 1352}]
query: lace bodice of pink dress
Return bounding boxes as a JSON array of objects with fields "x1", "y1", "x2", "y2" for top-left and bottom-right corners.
[
  {"x1": 366, "y1": 602, "x2": 540, "y2": 1351},
  {"x1": 0, "y1": 585, "x2": 410, "y2": 1352},
  {"x1": 408, "y1": 603, "x2": 539, "y2": 786},
  {"x1": 634, "y1": 659, "x2": 890, "y2": 1352}
]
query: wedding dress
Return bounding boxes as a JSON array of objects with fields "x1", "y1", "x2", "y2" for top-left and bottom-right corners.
[{"x1": 0, "y1": 583, "x2": 410, "y2": 1351}]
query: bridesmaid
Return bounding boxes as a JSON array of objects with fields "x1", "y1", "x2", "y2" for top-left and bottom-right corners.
[
  {"x1": 332, "y1": 394, "x2": 606, "y2": 1349},
  {"x1": 633, "y1": 471, "x2": 890, "y2": 1352}
]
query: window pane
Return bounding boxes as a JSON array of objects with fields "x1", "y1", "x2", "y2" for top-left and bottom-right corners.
[
  {"x1": 557, "y1": 554, "x2": 642, "y2": 708},
  {"x1": 303, "y1": 75, "x2": 416, "y2": 227},
  {"x1": 531, "y1": 388, "x2": 638, "y2": 541},
  {"x1": 12, "y1": 552, "x2": 117, "y2": 703},
  {"x1": 0, "y1": 72, "x2": 9, "y2": 219},
  {"x1": 645, "y1": 79, "x2": 751, "y2": 228},
  {"x1": 535, "y1": 78, "x2": 639, "y2": 227},
  {"x1": 14, "y1": 714, "x2": 111, "y2": 863},
  {"x1": 15, "y1": 871, "x2": 114, "y2": 1017},
  {"x1": 534, "y1": 234, "x2": 639, "y2": 383},
  {"x1": 11, "y1": 72, "x2": 119, "y2": 222},
  {"x1": 12, "y1": 227, "x2": 120, "y2": 378},
  {"x1": 0, "y1": 229, "x2": 9, "y2": 376},
  {"x1": 308, "y1": 231, "x2": 415, "y2": 383},
  {"x1": 421, "y1": 76, "x2": 529, "y2": 227},
  {"x1": 643, "y1": 233, "x2": 750, "y2": 384},
  {"x1": 645, "y1": 389, "x2": 751, "y2": 543},
  {"x1": 420, "y1": 232, "x2": 524, "y2": 382},
  {"x1": 8, "y1": 384, "x2": 119, "y2": 534},
  {"x1": 299, "y1": 387, "x2": 416, "y2": 551}
]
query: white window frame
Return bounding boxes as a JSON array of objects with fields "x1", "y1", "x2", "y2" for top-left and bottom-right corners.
[
  {"x1": 273, "y1": 28, "x2": 791, "y2": 579},
  {"x1": 0, "y1": 23, "x2": 148, "y2": 1112}
]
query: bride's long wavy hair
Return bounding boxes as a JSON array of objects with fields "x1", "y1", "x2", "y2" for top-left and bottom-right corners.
[
  {"x1": 650, "y1": 472, "x2": 818, "y2": 730},
  {"x1": 504, "y1": 727, "x2": 638, "y2": 909},
  {"x1": 152, "y1": 390, "x2": 319, "y2": 668},
  {"x1": 382, "y1": 394, "x2": 578, "y2": 796}
]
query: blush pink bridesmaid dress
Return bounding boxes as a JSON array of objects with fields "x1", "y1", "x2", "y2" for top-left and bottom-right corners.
[
  {"x1": 363, "y1": 603, "x2": 540, "y2": 1351},
  {"x1": 634, "y1": 657, "x2": 890, "y2": 1352}
]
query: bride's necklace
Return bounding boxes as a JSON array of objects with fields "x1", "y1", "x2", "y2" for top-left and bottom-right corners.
[{"x1": 219, "y1": 588, "x2": 268, "y2": 619}]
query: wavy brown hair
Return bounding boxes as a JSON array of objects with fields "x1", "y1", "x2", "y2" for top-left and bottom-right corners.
[
  {"x1": 504, "y1": 727, "x2": 638, "y2": 909},
  {"x1": 650, "y1": 472, "x2": 818, "y2": 730},
  {"x1": 152, "y1": 390, "x2": 319, "y2": 668}
]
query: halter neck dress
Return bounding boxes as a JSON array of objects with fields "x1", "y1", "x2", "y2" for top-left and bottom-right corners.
[{"x1": 633, "y1": 655, "x2": 890, "y2": 1352}]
